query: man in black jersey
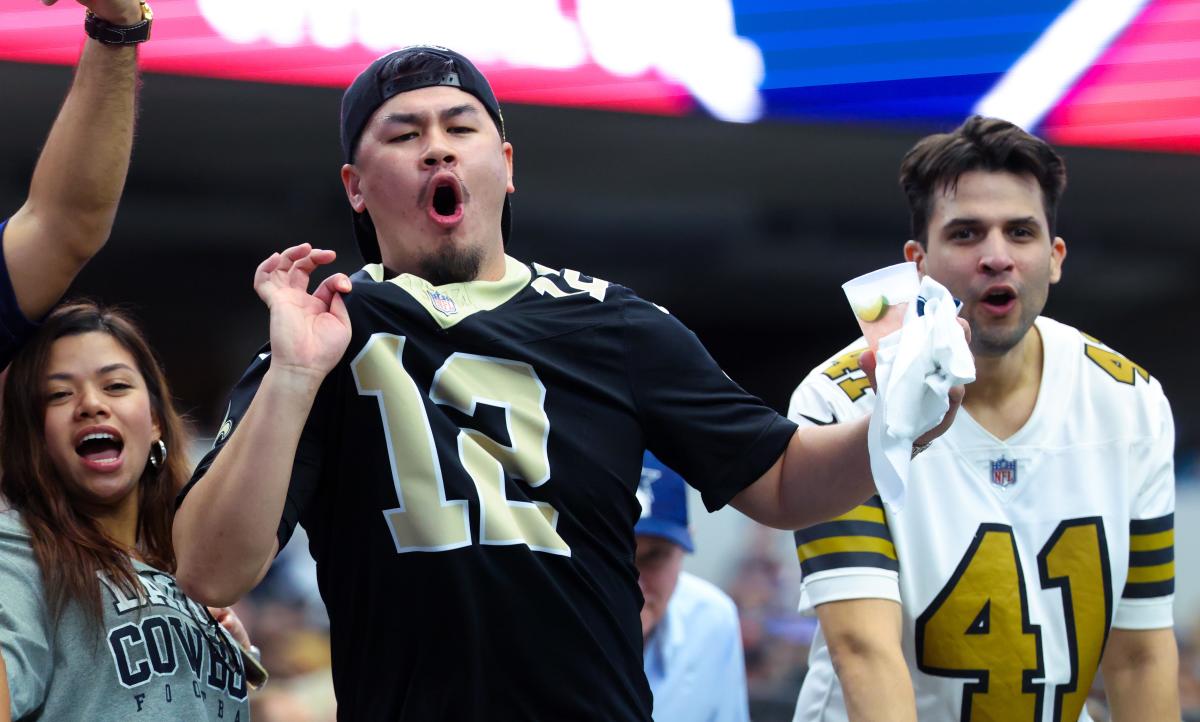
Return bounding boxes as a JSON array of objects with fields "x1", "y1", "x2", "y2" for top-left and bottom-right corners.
[{"x1": 173, "y1": 46, "x2": 966, "y2": 721}]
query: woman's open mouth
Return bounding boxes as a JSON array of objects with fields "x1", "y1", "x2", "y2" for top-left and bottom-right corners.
[{"x1": 75, "y1": 428, "x2": 124, "y2": 472}]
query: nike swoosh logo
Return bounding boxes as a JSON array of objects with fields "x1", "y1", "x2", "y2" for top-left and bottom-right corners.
[{"x1": 797, "y1": 412, "x2": 838, "y2": 426}]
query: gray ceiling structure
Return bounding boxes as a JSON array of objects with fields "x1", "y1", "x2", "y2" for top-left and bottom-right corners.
[{"x1": 3, "y1": 61, "x2": 1198, "y2": 457}]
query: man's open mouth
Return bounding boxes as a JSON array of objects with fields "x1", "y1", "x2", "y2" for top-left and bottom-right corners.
[
  {"x1": 428, "y1": 176, "x2": 464, "y2": 223},
  {"x1": 980, "y1": 287, "x2": 1016, "y2": 312},
  {"x1": 433, "y1": 184, "x2": 458, "y2": 216}
]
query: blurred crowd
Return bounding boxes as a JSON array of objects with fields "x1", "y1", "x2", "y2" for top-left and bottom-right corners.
[{"x1": 229, "y1": 526, "x2": 335, "y2": 722}]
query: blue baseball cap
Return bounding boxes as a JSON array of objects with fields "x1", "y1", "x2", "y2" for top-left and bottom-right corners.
[{"x1": 635, "y1": 451, "x2": 694, "y2": 553}]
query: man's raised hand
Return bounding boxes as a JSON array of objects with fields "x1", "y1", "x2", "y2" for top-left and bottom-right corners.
[
  {"x1": 254, "y1": 244, "x2": 352, "y2": 381},
  {"x1": 859, "y1": 316, "x2": 971, "y2": 448}
]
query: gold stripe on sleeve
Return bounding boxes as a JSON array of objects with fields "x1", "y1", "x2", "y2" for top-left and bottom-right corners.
[
  {"x1": 1126, "y1": 561, "x2": 1175, "y2": 585},
  {"x1": 797, "y1": 535, "x2": 897, "y2": 562},
  {"x1": 1129, "y1": 530, "x2": 1174, "y2": 552},
  {"x1": 834, "y1": 506, "x2": 887, "y2": 524}
]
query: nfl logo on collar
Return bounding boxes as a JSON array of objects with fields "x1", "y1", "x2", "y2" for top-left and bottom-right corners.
[
  {"x1": 990, "y1": 458, "x2": 1018, "y2": 488},
  {"x1": 429, "y1": 290, "x2": 458, "y2": 316}
]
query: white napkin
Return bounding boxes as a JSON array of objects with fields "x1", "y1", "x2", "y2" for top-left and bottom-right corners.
[{"x1": 867, "y1": 276, "x2": 975, "y2": 509}]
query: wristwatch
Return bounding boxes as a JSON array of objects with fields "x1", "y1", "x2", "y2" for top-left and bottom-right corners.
[{"x1": 84, "y1": 1, "x2": 153, "y2": 45}]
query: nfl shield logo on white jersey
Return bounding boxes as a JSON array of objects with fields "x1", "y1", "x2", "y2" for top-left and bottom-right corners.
[
  {"x1": 990, "y1": 458, "x2": 1018, "y2": 488},
  {"x1": 429, "y1": 290, "x2": 457, "y2": 316}
]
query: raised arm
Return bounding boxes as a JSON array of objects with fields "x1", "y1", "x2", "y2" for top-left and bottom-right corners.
[
  {"x1": 732, "y1": 346, "x2": 965, "y2": 529},
  {"x1": 173, "y1": 244, "x2": 351, "y2": 607},
  {"x1": 3, "y1": 0, "x2": 146, "y2": 322},
  {"x1": 731, "y1": 414, "x2": 873, "y2": 529}
]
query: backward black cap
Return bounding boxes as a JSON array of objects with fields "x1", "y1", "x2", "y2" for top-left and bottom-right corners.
[{"x1": 339, "y1": 45, "x2": 511, "y2": 265}]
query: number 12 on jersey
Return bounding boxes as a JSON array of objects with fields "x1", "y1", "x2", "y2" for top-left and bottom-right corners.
[
  {"x1": 916, "y1": 519, "x2": 1111, "y2": 722},
  {"x1": 351, "y1": 333, "x2": 571, "y2": 556}
]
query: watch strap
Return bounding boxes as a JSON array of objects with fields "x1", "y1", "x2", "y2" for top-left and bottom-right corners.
[{"x1": 84, "y1": 2, "x2": 153, "y2": 45}]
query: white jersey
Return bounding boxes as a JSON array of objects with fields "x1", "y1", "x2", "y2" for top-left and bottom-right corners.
[{"x1": 789, "y1": 317, "x2": 1175, "y2": 722}]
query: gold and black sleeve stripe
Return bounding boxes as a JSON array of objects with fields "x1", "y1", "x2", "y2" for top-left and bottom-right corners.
[
  {"x1": 794, "y1": 496, "x2": 897, "y2": 577},
  {"x1": 1124, "y1": 513, "x2": 1174, "y2": 599}
]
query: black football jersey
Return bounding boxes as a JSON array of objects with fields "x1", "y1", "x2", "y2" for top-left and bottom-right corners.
[{"x1": 184, "y1": 257, "x2": 797, "y2": 721}]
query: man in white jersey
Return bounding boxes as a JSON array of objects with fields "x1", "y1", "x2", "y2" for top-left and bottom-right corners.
[{"x1": 789, "y1": 116, "x2": 1179, "y2": 722}]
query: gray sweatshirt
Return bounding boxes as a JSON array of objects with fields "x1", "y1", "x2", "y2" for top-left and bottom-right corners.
[{"x1": 0, "y1": 508, "x2": 251, "y2": 720}]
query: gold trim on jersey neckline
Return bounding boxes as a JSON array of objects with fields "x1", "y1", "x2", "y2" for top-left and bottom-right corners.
[{"x1": 361, "y1": 255, "x2": 531, "y2": 329}]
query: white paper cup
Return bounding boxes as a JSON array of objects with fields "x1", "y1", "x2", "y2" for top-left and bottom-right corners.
[{"x1": 842, "y1": 262, "x2": 920, "y2": 349}]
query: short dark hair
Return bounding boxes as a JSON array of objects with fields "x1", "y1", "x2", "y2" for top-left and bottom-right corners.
[{"x1": 899, "y1": 116, "x2": 1067, "y2": 244}]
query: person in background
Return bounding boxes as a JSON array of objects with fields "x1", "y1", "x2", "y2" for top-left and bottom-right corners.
[
  {"x1": 789, "y1": 116, "x2": 1178, "y2": 722},
  {"x1": 0, "y1": 302, "x2": 254, "y2": 721},
  {"x1": 637, "y1": 451, "x2": 749, "y2": 722},
  {"x1": 0, "y1": 0, "x2": 146, "y2": 367}
]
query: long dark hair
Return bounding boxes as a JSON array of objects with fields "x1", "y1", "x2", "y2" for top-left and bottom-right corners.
[{"x1": 0, "y1": 301, "x2": 190, "y2": 620}]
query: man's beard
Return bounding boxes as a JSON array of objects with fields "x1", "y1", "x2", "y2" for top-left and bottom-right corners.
[
  {"x1": 969, "y1": 309, "x2": 1039, "y2": 357},
  {"x1": 418, "y1": 244, "x2": 485, "y2": 286}
]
